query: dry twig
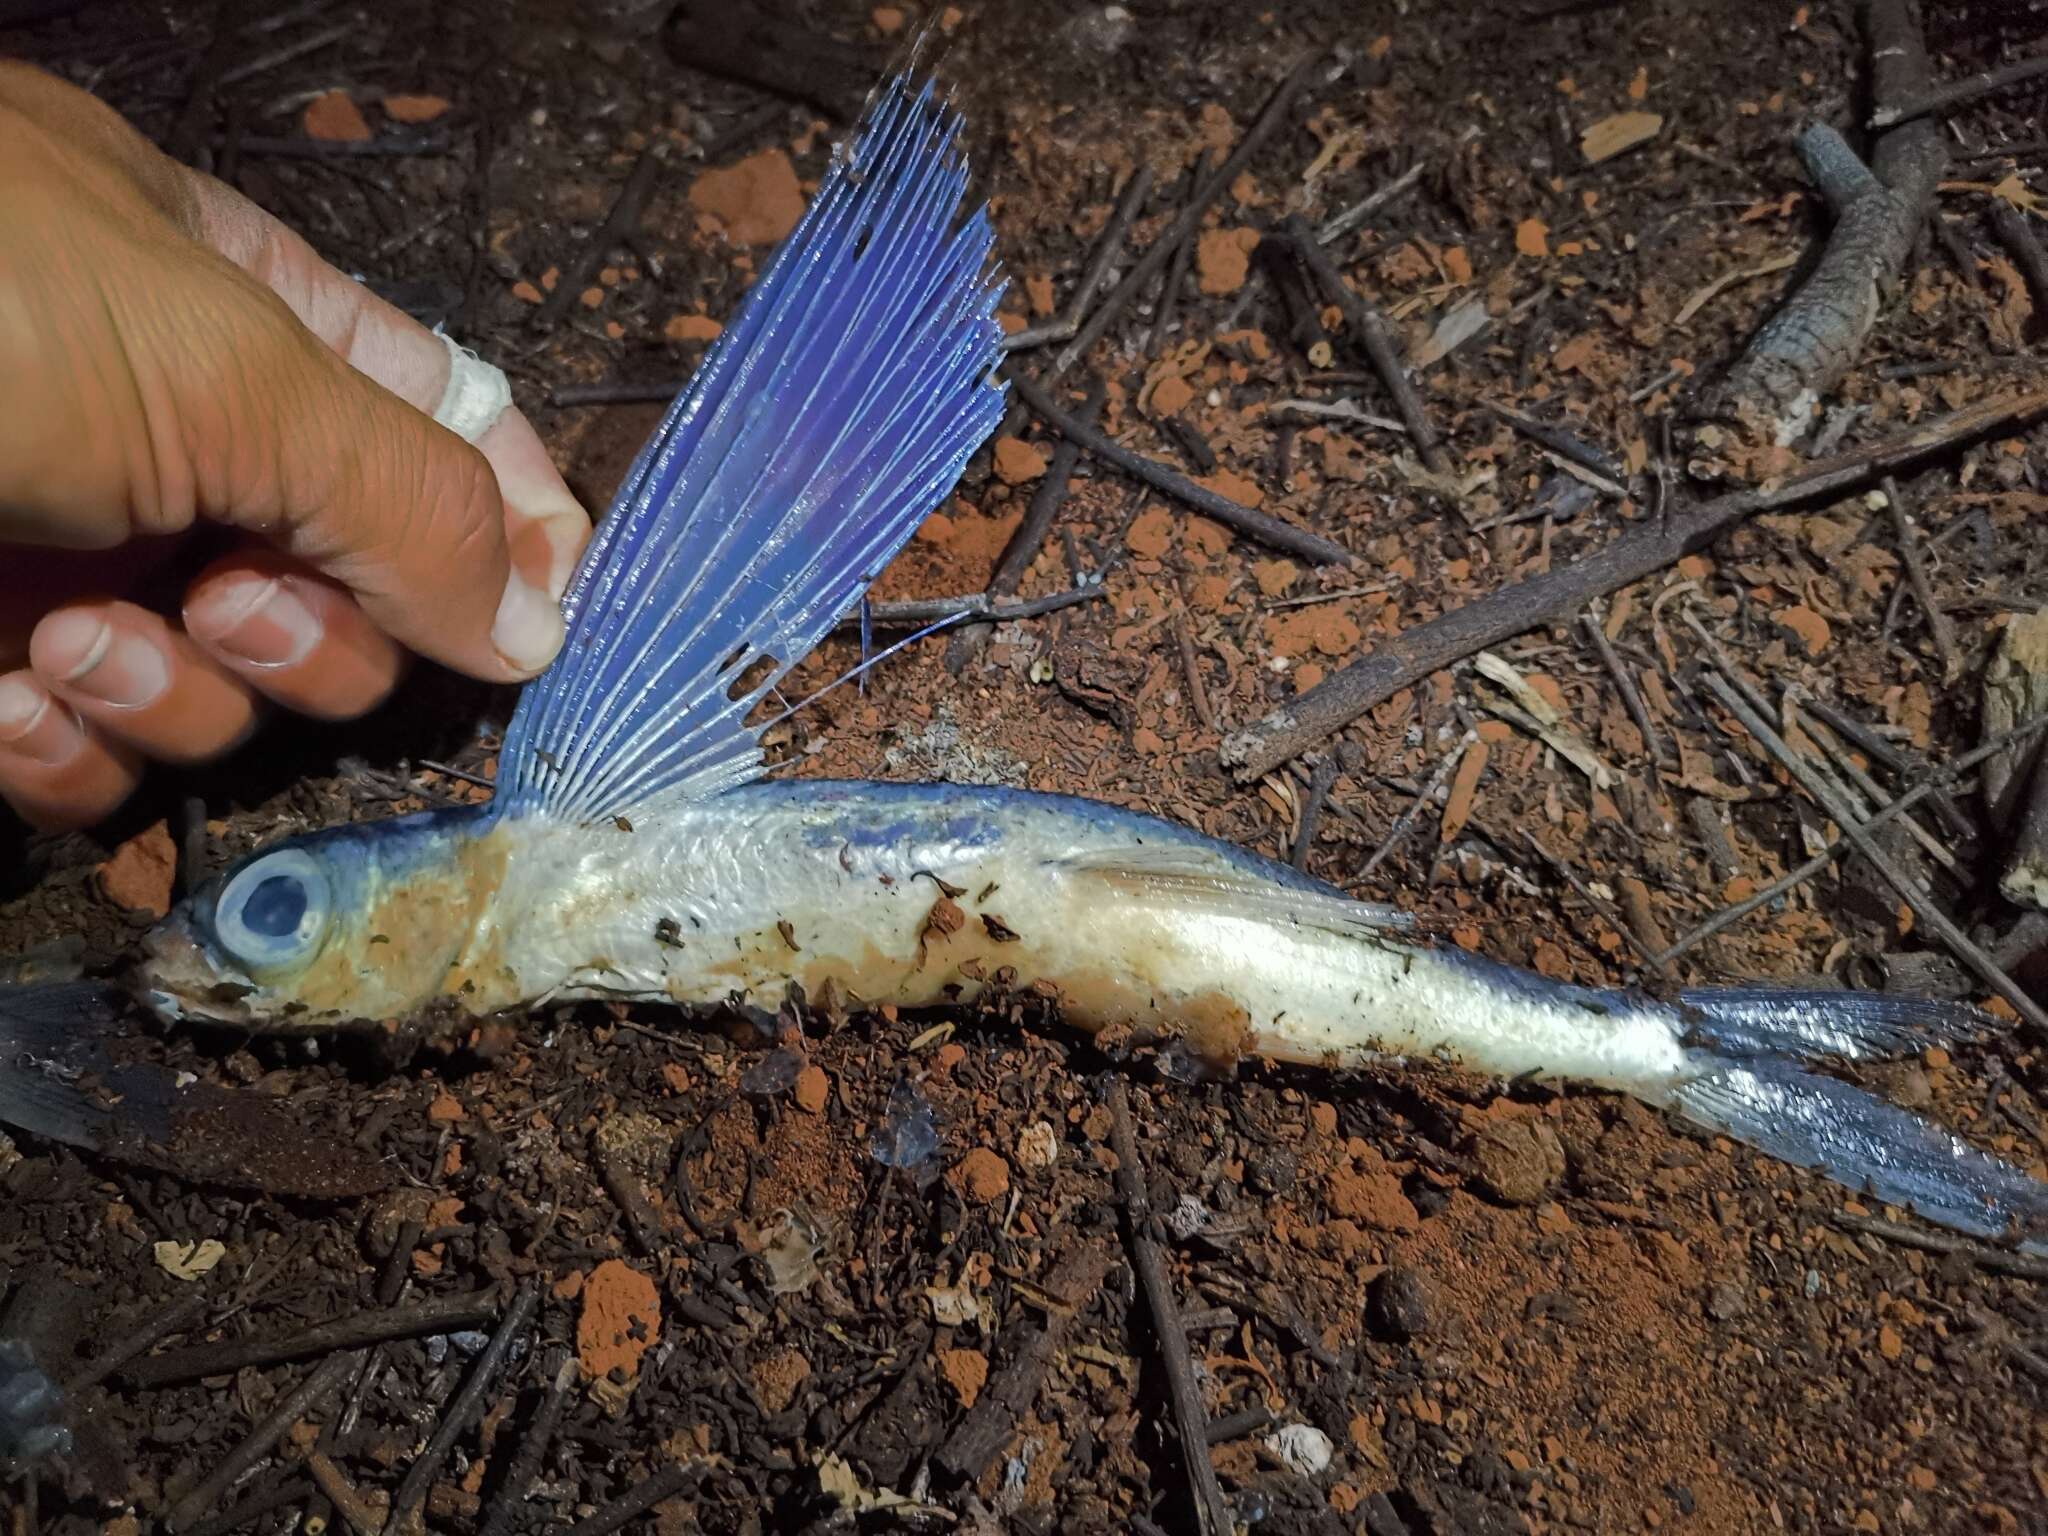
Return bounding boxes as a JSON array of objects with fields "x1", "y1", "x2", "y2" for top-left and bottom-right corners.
[
  {"x1": 1700, "y1": 672, "x2": 2048, "y2": 1037},
  {"x1": 1655, "y1": 715, "x2": 2046, "y2": 966},
  {"x1": 1280, "y1": 215, "x2": 1450, "y2": 473},
  {"x1": 1108, "y1": 1081, "x2": 1235, "y2": 1536},
  {"x1": 1222, "y1": 390, "x2": 2048, "y2": 780},
  {"x1": 1580, "y1": 606, "x2": 1667, "y2": 763},
  {"x1": 534, "y1": 141, "x2": 668, "y2": 330},
  {"x1": 1870, "y1": 48, "x2": 2048, "y2": 129},
  {"x1": 1011, "y1": 373, "x2": 1351, "y2": 565},
  {"x1": 1834, "y1": 1212, "x2": 2048, "y2": 1280},
  {"x1": 1881, "y1": 474, "x2": 1962, "y2": 680},
  {"x1": 1003, "y1": 169, "x2": 1155, "y2": 352}
]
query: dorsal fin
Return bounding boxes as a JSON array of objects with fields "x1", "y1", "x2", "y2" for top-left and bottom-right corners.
[{"x1": 493, "y1": 74, "x2": 1005, "y2": 822}]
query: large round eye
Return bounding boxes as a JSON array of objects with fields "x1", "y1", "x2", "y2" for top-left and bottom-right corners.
[{"x1": 213, "y1": 848, "x2": 332, "y2": 974}]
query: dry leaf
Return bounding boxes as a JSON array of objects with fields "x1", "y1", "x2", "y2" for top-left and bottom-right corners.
[
  {"x1": 1580, "y1": 111, "x2": 1662, "y2": 164},
  {"x1": 1409, "y1": 294, "x2": 1490, "y2": 368},
  {"x1": 1774, "y1": 604, "x2": 1831, "y2": 656},
  {"x1": 1672, "y1": 252, "x2": 1798, "y2": 327},
  {"x1": 154, "y1": 1239, "x2": 227, "y2": 1281},
  {"x1": 1979, "y1": 253, "x2": 2034, "y2": 350},
  {"x1": 1440, "y1": 739, "x2": 1488, "y2": 844},
  {"x1": 816, "y1": 1453, "x2": 920, "y2": 1514},
  {"x1": 927, "y1": 1279, "x2": 981, "y2": 1326},
  {"x1": 1392, "y1": 454, "x2": 1495, "y2": 501},
  {"x1": 760, "y1": 1208, "x2": 828, "y2": 1295},
  {"x1": 1990, "y1": 173, "x2": 2044, "y2": 216},
  {"x1": 1476, "y1": 652, "x2": 1615, "y2": 789}
]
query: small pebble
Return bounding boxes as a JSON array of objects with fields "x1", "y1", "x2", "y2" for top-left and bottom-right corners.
[
  {"x1": 1705, "y1": 1282, "x2": 1748, "y2": 1322},
  {"x1": 1366, "y1": 1265, "x2": 1436, "y2": 1341},
  {"x1": 1470, "y1": 1118, "x2": 1567, "y2": 1206}
]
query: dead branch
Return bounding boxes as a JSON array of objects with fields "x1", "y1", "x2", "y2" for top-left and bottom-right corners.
[
  {"x1": 661, "y1": 2, "x2": 882, "y2": 121},
  {"x1": 1699, "y1": 127, "x2": 1931, "y2": 446},
  {"x1": 1870, "y1": 47, "x2": 2048, "y2": 129},
  {"x1": 1699, "y1": 0, "x2": 1944, "y2": 446},
  {"x1": 1862, "y1": 0, "x2": 1949, "y2": 199},
  {"x1": 1010, "y1": 373, "x2": 1352, "y2": 566},
  {"x1": 1701, "y1": 671, "x2": 2048, "y2": 1039},
  {"x1": 1220, "y1": 390, "x2": 2048, "y2": 781}
]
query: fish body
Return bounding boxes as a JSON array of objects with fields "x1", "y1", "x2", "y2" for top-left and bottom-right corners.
[
  {"x1": 147, "y1": 781, "x2": 1688, "y2": 1090},
  {"x1": 116, "y1": 70, "x2": 2048, "y2": 1252}
]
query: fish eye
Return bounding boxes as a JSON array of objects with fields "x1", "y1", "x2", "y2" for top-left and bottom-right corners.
[{"x1": 213, "y1": 849, "x2": 332, "y2": 975}]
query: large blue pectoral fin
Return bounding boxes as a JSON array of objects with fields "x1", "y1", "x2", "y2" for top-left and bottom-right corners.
[{"x1": 493, "y1": 72, "x2": 1006, "y2": 823}]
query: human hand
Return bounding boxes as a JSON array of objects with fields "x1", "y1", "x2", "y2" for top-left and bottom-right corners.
[{"x1": 0, "y1": 63, "x2": 590, "y2": 831}]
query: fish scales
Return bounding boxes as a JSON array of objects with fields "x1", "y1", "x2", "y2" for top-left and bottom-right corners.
[{"x1": 450, "y1": 784, "x2": 1692, "y2": 1091}]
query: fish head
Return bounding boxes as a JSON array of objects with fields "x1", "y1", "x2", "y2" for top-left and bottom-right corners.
[{"x1": 138, "y1": 806, "x2": 507, "y2": 1030}]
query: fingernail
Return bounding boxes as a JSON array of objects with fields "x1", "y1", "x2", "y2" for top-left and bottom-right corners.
[
  {"x1": 190, "y1": 575, "x2": 322, "y2": 667},
  {"x1": 491, "y1": 570, "x2": 565, "y2": 676},
  {"x1": 0, "y1": 676, "x2": 85, "y2": 766},
  {"x1": 539, "y1": 507, "x2": 590, "y2": 600},
  {"x1": 39, "y1": 611, "x2": 170, "y2": 707},
  {"x1": 505, "y1": 495, "x2": 591, "y2": 603}
]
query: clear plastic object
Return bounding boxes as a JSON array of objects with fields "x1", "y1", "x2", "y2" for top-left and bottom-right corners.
[{"x1": 0, "y1": 1337, "x2": 70, "y2": 1464}]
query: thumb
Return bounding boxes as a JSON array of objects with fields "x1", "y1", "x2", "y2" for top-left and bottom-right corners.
[
  {"x1": 133, "y1": 262, "x2": 565, "y2": 681},
  {"x1": 0, "y1": 64, "x2": 571, "y2": 682}
]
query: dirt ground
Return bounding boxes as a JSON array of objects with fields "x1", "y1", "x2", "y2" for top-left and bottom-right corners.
[{"x1": 3, "y1": 1, "x2": 2047, "y2": 1533}]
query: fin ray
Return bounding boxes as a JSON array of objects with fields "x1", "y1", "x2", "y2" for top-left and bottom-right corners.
[
  {"x1": 1054, "y1": 845, "x2": 1414, "y2": 941},
  {"x1": 496, "y1": 74, "x2": 1005, "y2": 821}
]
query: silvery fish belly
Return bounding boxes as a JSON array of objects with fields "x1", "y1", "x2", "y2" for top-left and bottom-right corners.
[
  {"x1": 482, "y1": 782, "x2": 1690, "y2": 1090},
  {"x1": 123, "y1": 68, "x2": 2048, "y2": 1256}
]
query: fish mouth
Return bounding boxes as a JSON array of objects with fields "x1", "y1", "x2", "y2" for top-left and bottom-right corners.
[{"x1": 135, "y1": 916, "x2": 263, "y2": 1028}]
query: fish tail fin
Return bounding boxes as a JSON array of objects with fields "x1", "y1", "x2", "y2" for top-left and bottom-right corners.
[
  {"x1": 1677, "y1": 986, "x2": 1994, "y2": 1062},
  {"x1": 1663, "y1": 988, "x2": 2046, "y2": 1253}
]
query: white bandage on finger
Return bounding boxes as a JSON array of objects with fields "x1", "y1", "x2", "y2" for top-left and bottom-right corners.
[{"x1": 431, "y1": 331, "x2": 514, "y2": 444}]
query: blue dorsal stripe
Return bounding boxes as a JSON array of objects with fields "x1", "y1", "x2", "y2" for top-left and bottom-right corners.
[{"x1": 493, "y1": 74, "x2": 1005, "y2": 822}]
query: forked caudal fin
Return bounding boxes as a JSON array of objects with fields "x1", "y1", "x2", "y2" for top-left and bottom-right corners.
[
  {"x1": 1677, "y1": 986, "x2": 1995, "y2": 1062},
  {"x1": 1670, "y1": 988, "x2": 2046, "y2": 1255},
  {"x1": 492, "y1": 73, "x2": 1006, "y2": 825},
  {"x1": 1670, "y1": 1060, "x2": 2048, "y2": 1255}
]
